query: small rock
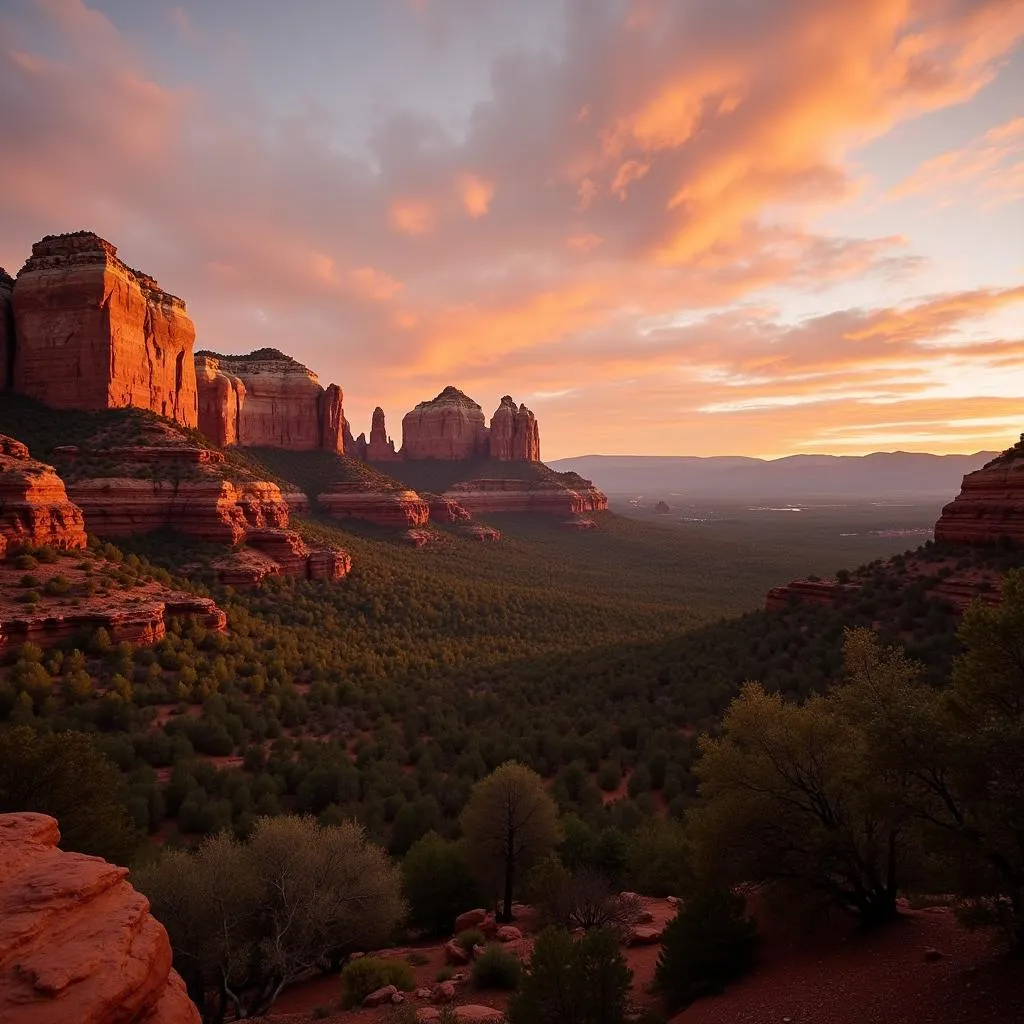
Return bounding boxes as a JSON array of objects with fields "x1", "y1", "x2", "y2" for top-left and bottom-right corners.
[
  {"x1": 629, "y1": 925, "x2": 663, "y2": 946},
  {"x1": 391, "y1": 991, "x2": 405, "y2": 1004},
  {"x1": 444, "y1": 939, "x2": 471, "y2": 965},
  {"x1": 924, "y1": 947, "x2": 946, "y2": 962},
  {"x1": 363, "y1": 984, "x2": 398, "y2": 1007},
  {"x1": 414, "y1": 987, "x2": 432, "y2": 999},
  {"x1": 454, "y1": 908, "x2": 488, "y2": 932},
  {"x1": 496, "y1": 925, "x2": 523, "y2": 942},
  {"x1": 636, "y1": 910, "x2": 655, "y2": 924},
  {"x1": 666, "y1": 895, "x2": 680, "y2": 906},
  {"x1": 350, "y1": 951, "x2": 364, "y2": 959},
  {"x1": 433, "y1": 981, "x2": 456, "y2": 1003}
]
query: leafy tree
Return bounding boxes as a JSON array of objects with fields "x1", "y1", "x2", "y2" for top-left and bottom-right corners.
[
  {"x1": 0, "y1": 726, "x2": 140, "y2": 864},
  {"x1": 507, "y1": 927, "x2": 632, "y2": 1024},
  {"x1": 461, "y1": 761, "x2": 562, "y2": 921},
  {"x1": 135, "y1": 816, "x2": 405, "y2": 1023},
  {"x1": 692, "y1": 676, "x2": 905, "y2": 926},
  {"x1": 402, "y1": 831, "x2": 481, "y2": 936},
  {"x1": 654, "y1": 886, "x2": 759, "y2": 1010}
]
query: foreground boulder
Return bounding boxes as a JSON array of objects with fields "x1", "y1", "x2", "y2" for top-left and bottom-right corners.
[
  {"x1": 0, "y1": 812, "x2": 200, "y2": 1023},
  {"x1": 10, "y1": 232, "x2": 197, "y2": 427}
]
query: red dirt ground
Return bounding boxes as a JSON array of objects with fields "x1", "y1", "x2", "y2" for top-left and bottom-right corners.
[{"x1": 262, "y1": 900, "x2": 1022, "y2": 1024}]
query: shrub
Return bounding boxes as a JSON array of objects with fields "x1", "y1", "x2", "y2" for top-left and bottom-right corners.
[
  {"x1": 654, "y1": 887, "x2": 759, "y2": 1011},
  {"x1": 19, "y1": 574, "x2": 40, "y2": 588},
  {"x1": 508, "y1": 927, "x2": 631, "y2": 1024},
  {"x1": 43, "y1": 575, "x2": 71, "y2": 597},
  {"x1": 434, "y1": 966, "x2": 454, "y2": 983},
  {"x1": 340, "y1": 957, "x2": 415, "y2": 1008},
  {"x1": 456, "y1": 927, "x2": 485, "y2": 953},
  {"x1": 471, "y1": 944, "x2": 522, "y2": 990},
  {"x1": 402, "y1": 832, "x2": 482, "y2": 936}
]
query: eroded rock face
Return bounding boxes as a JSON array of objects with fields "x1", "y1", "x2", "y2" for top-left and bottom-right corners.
[
  {"x1": 11, "y1": 232, "x2": 197, "y2": 427},
  {"x1": 68, "y1": 477, "x2": 291, "y2": 544},
  {"x1": 367, "y1": 406, "x2": 399, "y2": 461},
  {"x1": 0, "y1": 267, "x2": 14, "y2": 389},
  {"x1": 0, "y1": 434, "x2": 87, "y2": 557},
  {"x1": 402, "y1": 386, "x2": 489, "y2": 460},
  {"x1": 319, "y1": 483, "x2": 431, "y2": 527},
  {"x1": 935, "y1": 441, "x2": 1024, "y2": 545},
  {"x1": 0, "y1": 812, "x2": 201, "y2": 1024},
  {"x1": 446, "y1": 477, "x2": 607, "y2": 515},
  {"x1": 195, "y1": 351, "x2": 344, "y2": 451},
  {"x1": 489, "y1": 396, "x2": 541, "y2": 461}
]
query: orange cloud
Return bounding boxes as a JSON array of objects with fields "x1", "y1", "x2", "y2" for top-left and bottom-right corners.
[
  {"x1": 388, "y1": 199, "x2": 436, "y2": 235},
  {"x1": 457, "y1": 173, "x2": 494, "y2": 218},
  {"x1": 351, "y1": 266, "x2": 404, "y2": 301}
]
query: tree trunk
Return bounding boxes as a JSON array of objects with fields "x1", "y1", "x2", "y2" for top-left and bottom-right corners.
[{"x1": 502, "y1": 847, "x2": 514, "y2": 923}]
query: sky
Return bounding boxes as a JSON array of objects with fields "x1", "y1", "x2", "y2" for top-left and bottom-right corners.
[{"x1": 0, "y1": 0, "x2": 1022, "y2": 459}]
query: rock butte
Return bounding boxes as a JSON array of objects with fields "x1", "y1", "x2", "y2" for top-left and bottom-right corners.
[
  {"x1": 10, "y1": 232, "x2": 197, "y2": 427},
  {"x1": 934, "y1": 439, "x2": 1024, "y2": 545},
  {"x1": 0, "y1": 434, "x2": 87, "y2": 558},
  {"x1": 195, "y1": 350, "x2": 344, "y2": 452},
  {"x1": 0, "y1": 267, "x2": 13, "y2": 390},
  {"x1": 401, "y1": 386, "x2": 491, "y2": 460},
  {"x1": 0, "y1": 812, "x2": 201, "y2": 1024}
]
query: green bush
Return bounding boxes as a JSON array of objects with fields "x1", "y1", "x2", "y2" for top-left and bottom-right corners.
[
  {"x1": 508, "y1": 927, "x2": 631, "y2": 1024},
  {"x1": 456, "y1": 927, "x2": 485, "y2": 953},
  {"x1": 654, "y1": 887, "x2": 759, "y2": 1010},
  {"x1": 340, "y1": 957, "x2": 415, "y2": 1008},
  {"x1": 471, "y1": 943, "x2": 522, "y2": 990},
  {"x1": 402, "y1": 832, "x2": 482, "y2": 936}
]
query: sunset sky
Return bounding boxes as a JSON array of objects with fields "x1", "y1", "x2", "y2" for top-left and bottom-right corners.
[{"x1": 1, "y1": 0, "x2": 1022, "y2": 459}]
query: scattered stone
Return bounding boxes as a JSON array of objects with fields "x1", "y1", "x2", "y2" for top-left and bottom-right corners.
[
  {"x1": 924, "y1": 947, "x2": 946, "y2": 962},
  {"x1": 363, "y1": 984, "x2": 398, "y2": 1007},
  {"x1": 496, "y1": 925, "x2": 523, "y2": 942},
  {"x1": 444, "y1": 939, "x2": 471, "y2": 965},
  {"x1": 454, "y1": 908, "x2": 489, "y2": 932},
  {"x1": 629, "y1": 925, "x2": 664, "y2": 946},
  {"x1": 433, "y1": 981, "x2": 456, "y2": 1003}
]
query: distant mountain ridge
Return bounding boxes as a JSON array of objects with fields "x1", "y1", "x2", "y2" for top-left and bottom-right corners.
[{"x1": 547, "y1": 451, "x2": 1001, "y2": 499}]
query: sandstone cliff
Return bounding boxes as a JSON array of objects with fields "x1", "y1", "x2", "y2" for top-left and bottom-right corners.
[
  {"x1": 489, "y1": 396, "x2": 541, "y2": 461},
  {"x1": 446, "y1": 476, "x2": 607, "y2": 515},
  {"x1": 11, "y1": 232, "x2": 197, "y2": 427},
  {"x1": 319, "y1": 483, "x2": 431, "y2": 527},
  {"x1": 0, "y1": 435, "x2": 87, "y2": 557},
  {"x1": 402, "y1": 386, "x2": 489, "y2": 460},
  {"x1": 934, "y1": 438, "x2": 1024, "y2": 545},
  {"x1": 0, "y1": 812, "x2": 201, "y2": 1023},
  {"x1": 0, "y1": 267, "x2": 13, "y2": 389},
  {"x1": 195, "y1": 350, "x2": 344, "y2": 452},
  {"x1": 366, "y1": 406, "x2": 399, "y2": 460}
]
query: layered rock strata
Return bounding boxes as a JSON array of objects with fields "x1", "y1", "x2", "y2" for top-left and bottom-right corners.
[
  {"x1": 194, "y1": 351, "x2": 344, "y2": 452},
  {"x1": 319, "y1": 483, "x2": 431, "y2": 527},
  {"x1": 934, "y1": 440, "x2": 1024, "y2": 545},
  {"x1": 0, "y1": 267, "x2": 13, "y2": 389},
  {"x1": 0, "y1": 435, "x2": 87, "y2": 557},
  {"x1": 402, "y1": 386, "x2": 489, "y2": 460},
  {"x1": 445, "y1": 478, "x2": 608, "y2": 515},
  {"x1": 11, "y1": 232, "x2": 197, "y2": 426},
  {"x1": 0, "y1": 812, "x2": 201, "y2": 1024},
  {"x1": 489, "y1": 396, "x2": 540, "y2": 461}
]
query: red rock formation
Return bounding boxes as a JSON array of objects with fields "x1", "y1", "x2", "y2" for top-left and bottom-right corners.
[
  {"x1": 764, "y1": 578, "x2": 857, "y2": 613},
  {"x1": 319, "y1": 483, "x2": 430, "y2": 527},
  {"x1": 194, "y1": 351, "x2": 344, "y2": 452},
  {"x1": 213, "y1": 548, "x2": 283, "y2": 588},
  {"x1": 0, "y1": 812, "x2": 201, "y2": 1024},
  {"x1": 195, "y1": 356, "x2": 245, "y2": 447},
  {"x1": 243, "y1": 528, "x2": 352, "y2": 582},
  {"x1": 445, "y1": 478, "x2": 608, "y2": 515},
  {"x1": 402, "y1": 386, "x2": 489, "y2": 460},
  {"x1": 934, "y1": 442, "x2": 1024, "y2": 545},
  {"x1": 68, "y1": 478, "x2": 291, "y2": 544},
  {"x1": 428, "y1": 496, "x2": 473, "y2": 522},
  {"x1": 489, "y1": 396, "x2": 541, "y2": 461},
  {"x1": 0, "y1": 267, "x2": 13, "y2": 389},
  {"x1": 461, "y1": 523, "x2": 501, "y2": 541},
  {"x1": 307, "y1": 546, "x2": 353, "y2": 581},
  {"x1": 563, "y1": 518, "x2": 598, "y2": 531},
  {"x1": 367, "y1": 406, "x2": 399, "y2": 460},
  {"x1": 11, "y1": 232, "x2": 197, "y2": 426},
  {"x1": 0, "y1": 435, "x2": 87, "y2": 558}
]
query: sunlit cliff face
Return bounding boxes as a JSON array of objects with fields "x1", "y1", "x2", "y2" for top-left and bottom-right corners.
[{"x1": 1, "y1": 0, "x2": 1022, "y2": 458}]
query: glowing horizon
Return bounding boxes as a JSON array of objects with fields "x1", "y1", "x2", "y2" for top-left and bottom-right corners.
[{"x1": 0, "y1": 0, "x2": 1022, "y2": 460}]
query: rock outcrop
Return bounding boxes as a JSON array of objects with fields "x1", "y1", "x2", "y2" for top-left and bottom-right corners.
[
  {"x1": 194, "y1": 351, "x2": 344, "y2": 452},
  {"x1": 765, "y1": 578, "x2": 857, "y2": 613},
  {"x1": 366, "y1": 406, "x2": 399, "y2": 460},
  {"x1": 446, "y1": 477, "x2": 608, "y2": 515},
  {"x1": 0, "y1": 267, "x2": 13, "y2": 389},
  {"x1": 0, "y1": 435, "x2": 87, "y2": 558},
  {"x1": 0, "y1": 813, "x2": 201, "y2": 1024},
  {"x1": 402, "y1": 387, "x2": 489, "y2": 460},
  {"x1": 935, "y1": 439, "x2": 1024, "y2": 545},
  {"x1": 11, "y1": 232, "x2": 197, "y2": 426},
  {"x1": 489, "y1": 396, "x2": 541, "y2": 461},
  {"x1": 428, "y1": 496, "x2": 473, "y2": 523},
  {"x1": 319, "y1": 483, "x2": 431, "y2": 527}
]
